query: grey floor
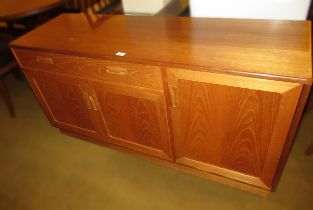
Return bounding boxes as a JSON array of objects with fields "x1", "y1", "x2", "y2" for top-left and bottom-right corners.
[{"x1": 0, "y1": 74, "x2": 313, "y2": 210}]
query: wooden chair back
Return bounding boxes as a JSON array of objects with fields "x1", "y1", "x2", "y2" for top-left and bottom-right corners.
[{"x1": 77, "y1": 0, "x2": 115, "y2": 13}]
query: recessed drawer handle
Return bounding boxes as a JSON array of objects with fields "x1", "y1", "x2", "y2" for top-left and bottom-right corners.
[
  {"x1": 105, "y1": 66, "x2": 128, "y2": 76},
  {"x1": 36, "y1": 56, "x2": 54, "y2": 64}
]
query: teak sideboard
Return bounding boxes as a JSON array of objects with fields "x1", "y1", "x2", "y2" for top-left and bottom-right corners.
[{"x1": 10, "y1": 14, "x2": 312, "y2": 196}]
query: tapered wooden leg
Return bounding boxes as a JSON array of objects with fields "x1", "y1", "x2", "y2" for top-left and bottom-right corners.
[
  {"x1": 0, "y1": 78, "x2": 15, "y2": 117},
  {"x1": 305, "y1": 144, "x2": 313, "y2": 156}
]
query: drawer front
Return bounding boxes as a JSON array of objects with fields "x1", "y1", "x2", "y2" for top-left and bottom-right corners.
[{"x1": 12, "y1": 49, "x2": 163, "y2": 90}]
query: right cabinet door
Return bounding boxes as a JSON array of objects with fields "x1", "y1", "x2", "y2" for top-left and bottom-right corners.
[{"x1": 167, "y1": 68, "x2": 302, "y2": 189}]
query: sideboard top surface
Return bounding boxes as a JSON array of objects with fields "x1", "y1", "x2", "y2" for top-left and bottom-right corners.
[{"x1": 11, "y1": 13, "x2": 312, "y2": 81}]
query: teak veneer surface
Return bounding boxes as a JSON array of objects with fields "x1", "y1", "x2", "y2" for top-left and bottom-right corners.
[
  {"x1": 11, "y1": 13, "x2": 312, "y2": 81},
  {"x1": 10, "y1": 14, "x2": 313, "y2": 195}
]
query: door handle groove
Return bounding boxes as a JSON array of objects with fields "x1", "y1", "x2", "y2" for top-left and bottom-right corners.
[
  {"x1": 84, "y1": 93, "x2": 92, "y2": 110},
  {"x1": 169, "y1": 85, "x2": 178, "y2": 108},
  {"x1": 88, "y1": 95, "x2": 98, "y2": 111},
  {"x1": 102, "y1": 66, "x2": 128, "y2": 76},
  {"x1": 36, "y1": 56, "x2": 54, "y2": 64},
  {"x1": 84, "y1": 93, "x2": 98, "y2": 111}
]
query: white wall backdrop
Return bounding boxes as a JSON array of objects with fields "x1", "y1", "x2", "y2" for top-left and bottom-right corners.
[
  {"x1": 190, "y1": 0, "x2": 311, "y2": 20},
  {"x1": 122, "y1": 0, "x2": 171, "y2": 14}
]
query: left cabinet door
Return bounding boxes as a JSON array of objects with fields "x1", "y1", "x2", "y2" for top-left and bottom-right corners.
[{"x1": 24, "y1": 69, "x2": 104, "y2": 139}]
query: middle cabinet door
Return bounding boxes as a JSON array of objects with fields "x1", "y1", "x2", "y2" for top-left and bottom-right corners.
[{"x1": 92, "y1": 81, "x2": 173, "y2": 160}]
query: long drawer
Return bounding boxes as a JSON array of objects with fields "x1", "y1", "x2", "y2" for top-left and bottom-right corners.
[{"x1": 13, "y1": 48, "x2": 164, "y2": 90}]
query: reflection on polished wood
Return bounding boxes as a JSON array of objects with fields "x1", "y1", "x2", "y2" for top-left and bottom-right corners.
[
  {"x1": 11, "y1": 14, "x2": 312, "y2": 81},
  {"x1": 10, "y1": 14, "x2": 312, "y2": 195}
]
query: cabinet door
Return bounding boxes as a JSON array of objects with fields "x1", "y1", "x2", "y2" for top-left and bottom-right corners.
[
  {"x1": 167, "y1": 68, "x2": 302, "y2": 189},
  {"x1": 24, "y1": 69, "x2": 104, "y2": 139},
  {"x1": 92, "y1": 82, "x2": 173, "y2": 160}
]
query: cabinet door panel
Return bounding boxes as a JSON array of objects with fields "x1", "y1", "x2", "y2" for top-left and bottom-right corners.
[
  {"x1": 93, "y1": 82, "x2": 173, "y2": 160},
  {"x1": 167, "y1": 68, "x2": 302, "y2": 189},
  {"x1": 24, "y1": 69, "x2": 103, "y2": 138}
]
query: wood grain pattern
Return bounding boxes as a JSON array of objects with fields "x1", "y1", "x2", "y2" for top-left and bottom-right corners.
[
  {"x1": 24, "y1": 69, "x2": 104, "y2": 139},
  {"x1": 92, "y1": 81, "x2": 173, "y2": 160},
  {"x1": 103, "y1": 94, "x2": 162, "y2": 148},
  {"x1": 260, "y1": 84, "x2": 304, "y2": 186},
  {"x1": 61, "y1": 129, "x2": 269, "y2": 196},
  {"x1": 271, "y1": 84, "x2": 312, "y2": 190},
  {"x1": 23, "y1": 65, "x2": 172, "y2": 160},
  {"x1": 10, "y1": 14, "x2": 312, "y2": 80},
  {"x1": 9, "y1": 14, "x2": 312, "y2": 194},
  {"x1": 13, "y1": 48, "x2": 163, "y2": 90},
  {"x1": 167, "y1": 68, "x2": 302, "y2": 188}
]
